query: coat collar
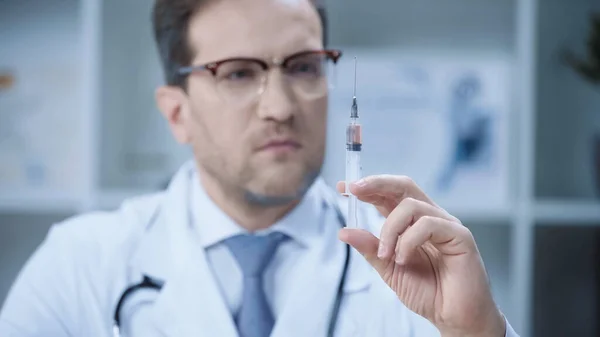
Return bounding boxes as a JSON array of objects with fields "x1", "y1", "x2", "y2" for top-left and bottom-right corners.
[
  {"x1": 190, "y1": 166, "x2": 327, "y2": 250},
  {"x1": 127, "y1": 161, "x2": 374, "y2": 337}
]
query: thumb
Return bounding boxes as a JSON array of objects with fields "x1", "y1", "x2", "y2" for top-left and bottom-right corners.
[{"x1": 338, "y1": 228, "x2": 387, "y2": 272}]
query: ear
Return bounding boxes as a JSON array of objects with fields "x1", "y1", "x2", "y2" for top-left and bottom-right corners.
[{"x1": 155, "y1": 85, "x2": 191, "y2": 144}]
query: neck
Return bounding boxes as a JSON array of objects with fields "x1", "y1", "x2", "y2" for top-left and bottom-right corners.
[{"x1": 197, "y1": 170, "x2": 299, "y2": 232}]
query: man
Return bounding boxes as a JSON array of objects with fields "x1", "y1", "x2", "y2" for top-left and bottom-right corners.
[{"x1": 0, "y1": 0, "x2": 519, "y2": 336}]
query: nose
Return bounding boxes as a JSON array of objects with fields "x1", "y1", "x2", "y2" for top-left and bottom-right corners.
[{"x1": 256, "y1": 71, "x2": 298, "y2": 123}]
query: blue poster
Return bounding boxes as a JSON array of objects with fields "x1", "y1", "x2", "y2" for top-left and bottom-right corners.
[{"x1": 323, "y1": 49, "x2": 512, "y2": 212}]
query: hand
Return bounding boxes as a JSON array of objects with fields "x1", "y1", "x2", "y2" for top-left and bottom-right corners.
[{"x1": 336, "y1": 175, "x2": 506, "y2": 337}]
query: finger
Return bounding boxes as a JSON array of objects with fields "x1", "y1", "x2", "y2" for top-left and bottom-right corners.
[
  {"x1": 350, "y1": 175, "x2": 436, "y2": 206},
  {"x1": 336, "y1": 181, "x2": 346, "y2": 194},
  {"x1": 336, "y1": 180, "x2": 391, "y2": 204},
  {"x1": 395, "y1": 216, "x2": 473, "y2": 264},
  {"x1": 377, "y1": 198, "x2": 456, "y2": 259},
  {"x1": 336, "y1": 181, "x2": 375, "y2": 201},
  {"x1": 338, "y1": 228, "x2": 387, "y2": 272}
]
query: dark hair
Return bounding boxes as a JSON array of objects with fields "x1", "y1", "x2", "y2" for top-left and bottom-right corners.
[{"x1": 152, "y1": 0, "x2": 328, "y2": 88}]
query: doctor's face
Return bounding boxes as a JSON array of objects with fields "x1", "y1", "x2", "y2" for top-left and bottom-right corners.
[{"x1": 169, "y1": 0, "x2": 329, "y2": 204}]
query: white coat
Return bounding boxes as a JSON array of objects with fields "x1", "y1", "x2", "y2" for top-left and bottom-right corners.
[{"x1": 0, "y1": 162, "x2": 517, "y2": 337}]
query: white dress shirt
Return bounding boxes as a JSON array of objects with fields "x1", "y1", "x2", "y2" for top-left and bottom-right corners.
[{"x1": 190, "y1": 173, "x2": 329, "y2": 319}]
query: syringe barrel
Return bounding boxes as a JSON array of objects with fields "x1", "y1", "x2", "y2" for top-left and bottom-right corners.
[
  {"x1": 346, "y1": 121, "x2": 362, "y2": 151},
  {"x1": 346, "y1": 150, "x2": 361, "y2": 183},
  {"x1": 345, "y1": 120, "x2": 362, "y2": 196},
  {"x1": 345, "y1": 149, "x2": 361, "y2": 228}
]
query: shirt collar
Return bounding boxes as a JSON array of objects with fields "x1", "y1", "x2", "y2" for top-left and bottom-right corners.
[{"x1": 191, "y1": 171, "x2": 327, "y2": 249}]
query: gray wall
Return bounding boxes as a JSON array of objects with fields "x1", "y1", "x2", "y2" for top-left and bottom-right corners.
[{"x1": 0, "y1": 214, "x2": 69, "y2": 307}]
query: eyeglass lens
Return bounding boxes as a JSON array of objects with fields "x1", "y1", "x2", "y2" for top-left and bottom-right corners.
[{"x1": 213, "y1": 52, "x2": 337, "y2": 106}]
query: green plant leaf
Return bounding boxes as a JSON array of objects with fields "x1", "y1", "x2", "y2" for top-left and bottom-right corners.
[{"x1": 564, "y1": 12, "x2": 600, "y2": 85}]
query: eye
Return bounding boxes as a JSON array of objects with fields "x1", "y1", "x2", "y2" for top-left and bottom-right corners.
[
  {"x1": 293, "y1": 62, "x2": 317, "y2": 73},
  {"x1": 288, "y1": 58, "x2": 323, "y2": 77},
  {"x1": 224, "y1": 68, "x2": 257, "y2": 81},
  {"x1": 216, "y1": 60, "x2": 262, "y2": 81}
]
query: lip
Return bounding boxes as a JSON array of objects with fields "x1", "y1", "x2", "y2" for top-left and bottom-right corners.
[{"x1": 258, "y1": 139, "x2": 302, "y2": 152}]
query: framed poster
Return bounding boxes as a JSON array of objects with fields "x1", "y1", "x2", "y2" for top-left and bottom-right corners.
[
  {"x1": 0, "y1": 63, "x2": 83, "y2": 194},
  {"x1": 322, "y1": 49, "x2": 512, "y2": 212}
]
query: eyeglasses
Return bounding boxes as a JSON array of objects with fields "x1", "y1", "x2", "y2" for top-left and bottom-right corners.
[{"x1": 178, "y1": 49, "x2": 342, "y2": 106}]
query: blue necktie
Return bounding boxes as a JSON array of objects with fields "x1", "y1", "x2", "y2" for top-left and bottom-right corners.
[{"x1": 223, "y1": 232, "x2": 286, "y2": 337}]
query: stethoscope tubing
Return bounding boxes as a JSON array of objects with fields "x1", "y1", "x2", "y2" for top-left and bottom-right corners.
[{"x1": 113, "y1": 196, "x2": 349, "y2": 337}]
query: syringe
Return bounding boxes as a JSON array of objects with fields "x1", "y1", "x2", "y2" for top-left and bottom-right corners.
[{"x1": 345, "y1": 57, "x2": 362, "y2": 229}]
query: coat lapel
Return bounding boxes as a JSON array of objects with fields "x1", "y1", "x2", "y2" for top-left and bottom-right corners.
[
  {"x1": 270, "y1": 197, "x2": 373, "y2": 337},
  {"x1": 127, "y1": 163, "x2": 376, "y2": 337},
  {"x1": 130, "y1": 162, "x2": 239, "y2": 337}
]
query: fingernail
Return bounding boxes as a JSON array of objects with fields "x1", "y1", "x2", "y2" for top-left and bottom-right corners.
[
  {"x1": 377, "y1": 243, "x2": 387, "y2": 259},
  {"x1": 355, "y1": 179, "x2": 367, "y2": 187}
]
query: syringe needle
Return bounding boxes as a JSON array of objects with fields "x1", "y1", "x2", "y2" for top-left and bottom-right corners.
[
  {"x1": 351, "y1": 57, "x2": 358, "y2": 119},
  {"x1": 353, "y1": 57, "x2": 357, "y2": 97}
]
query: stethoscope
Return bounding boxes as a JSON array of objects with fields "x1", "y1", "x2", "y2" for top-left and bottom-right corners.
[{"x1": 112, "y1": 198, "x2": 351, "y2": 337}]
